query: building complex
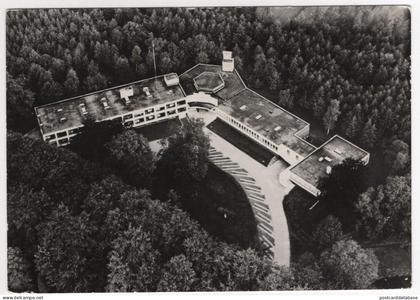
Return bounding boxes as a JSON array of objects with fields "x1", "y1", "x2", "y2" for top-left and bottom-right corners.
[{"x1": 34, "y1": 51, "x2": 369, "y2": 197}]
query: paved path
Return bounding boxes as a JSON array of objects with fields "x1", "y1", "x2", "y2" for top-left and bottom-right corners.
[
  {"x1": 208, "y1": 147, "x2": 275, "y2": 259},
  {"x1": 188, "y1": 110, "x2": 293, "y2": 266}
]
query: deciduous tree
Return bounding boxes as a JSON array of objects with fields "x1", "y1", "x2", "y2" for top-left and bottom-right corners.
[
  {"x1": 320, "y1": 240, "x2": 379, "y2": 289},
  {"x1": 355, "y1": 175, "x2": 411, "y2": 239},
  {"x1": 106, "y1": 130, "x2": 155, "y2": 188}
]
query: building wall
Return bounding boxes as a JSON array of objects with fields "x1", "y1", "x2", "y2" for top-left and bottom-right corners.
[
  {"x1": 42, "y1": 97, "x2": 188, "y2": 147},
  {"x1": 185, "y1": 93, "x2": 218, "y2": 107},
  {"x1": 215, "y1": 109, "x2": 308, "y2": 165},
  {"x1": 277, "y1": 144, "x2": 305, "y2": 165},
  {"x1": 288, "y1": 172, "x2": 320, "y2": 196}
]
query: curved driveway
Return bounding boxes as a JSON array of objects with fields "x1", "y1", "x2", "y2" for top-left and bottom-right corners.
[{"x1": 189, "y1": 110, "x2": 293, "y2": 267}]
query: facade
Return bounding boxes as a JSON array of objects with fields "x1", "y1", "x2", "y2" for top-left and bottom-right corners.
[
  {"x1": 35, "y1": 74, "x2": 188, "y2": 146},
  {"x1": 34, "y1": 50, "x2": 369, "y2": 196}
]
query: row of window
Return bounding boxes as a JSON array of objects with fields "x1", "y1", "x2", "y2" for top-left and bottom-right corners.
[
  {"x1": 121, "y1": 99, "x2": 186, "y2": 123},
  {"x1": 123, "y1": 107, "x2": 187, "y2": 128},
  {"x1": 226, "y1": 116, "x2": 279, "y2": 152},
  {"x1": 44, "y1": 127, "x2": 82, "y2": 142},
  {"x1": 45, "y1": 100, "x2": 188, "y2": 143}
]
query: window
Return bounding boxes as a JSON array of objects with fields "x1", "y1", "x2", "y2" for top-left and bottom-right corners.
[
  {"x1": 145, "y1": 108, "x2": 154, "y2": 114},
  {"x1": 57, "y1": 131, "x2": 67, "y2": 138},
  {"x1": 135, "y1": 118, "x2": 145, "y2": 124},
  {"x1": 157, "y1": 112, "x2": 166, "y2": 118},
  {"x1": 146, "y1": 115, "x2": 155, "y2": 121},
  {"x1": 167, "y1": 110, "x2": 176, "y2": 115},
  {"x1": 68, "y1": 128, "x2": 81, "y2": 135},
  {"x1": 134, "y1": 112, "x2": 144, "y2": 117},
  {"x1": 124, "y1": 121, "x2": 134, "y2": 127},
  {"x1": 167, "y1": 103, "x2": 176, "y2": 108},
  {"x1": 177, "y1": 107, "x2": 186, "y2": 112},
  {"x1": 157, "y1": 106, "x2": 165, "y2": 111},
  {"x1": 58, "y1": 138, "x2": 69, "y2": 145},
  {"x1": 123, "y1": 114, "x2": 133, "y2": 120},
  {"x1": 45, "y1": 134, "x2": 55, "y2": 141},
  {"x1": 177, "y1": 100, "x2": 186, "y2": 105}
]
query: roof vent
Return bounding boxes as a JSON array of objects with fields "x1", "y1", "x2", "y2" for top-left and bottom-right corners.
[
  {"x1": 324, "y1": 156, "x2": 332, "y2": 162},
  {"x1": 240, "y1": 105, "x2": 247, "y2": 111},
  {"x1": 164, "y1": 73, "x2": 179, "y2": 87},
  {"x1": 120, "y1": 86, "x2": 133, "y2": 105},
  {"x1": 79, "y1": 103, "x2": 88, "y2": 116},
  {"x1": 334, "y1": 149, "x2": 343, "y2": 155},
  {"x1": 57, "y1": 108, "x2": 63, "y2": 113},
  {"x1": 101, "y1": 97, "x2": 111, "y2": 110},
  {"x1": 274, "y1": 126, "x2": 282, "y2": 132},
  {"x1": 326, "y1": 166, "x2": 332, "y2": 174},
  {"x1": 255, "y1": 114, "x2": 262, "y2": 120},
  {"x1": 318, "y1": 157, "x2": 324, "y2": 162},
  {"x1": 59, "y1": 117, "x2": 67, "y2": 123},
  {"x1": 143, "y1": 87, "x2": 152, "y2": 98}
]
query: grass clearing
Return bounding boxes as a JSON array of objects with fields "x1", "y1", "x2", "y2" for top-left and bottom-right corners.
[{"x1": 193, "y1": 163, "x2": 260, "y2": 249}]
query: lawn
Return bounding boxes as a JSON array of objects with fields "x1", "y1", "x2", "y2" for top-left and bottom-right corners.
[
  {"x1": 134, "y1": 118, "x2": 181, "y2": 141},
  {"x1": 193, "y1": 163, "x2": 260, "y2": 249},
  {"x1": 207, "y1": 118, "x2": 274, "y2": 166},
  {"x1": 369, "y1": 243, "x2": 411, "y2": 279},
  {"x1": 370, "y1": 242, "x2": 411, "y2": 288}
]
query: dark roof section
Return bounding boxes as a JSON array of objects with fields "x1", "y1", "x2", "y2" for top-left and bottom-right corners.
[
  {"x1": 218, "y1": 88, "x2": 315, "y2": 156},
  {"x1": 289, "y1": 135, "x2": 370, "y2": 187}
]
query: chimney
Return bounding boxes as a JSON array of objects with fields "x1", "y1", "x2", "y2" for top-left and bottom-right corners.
[{"x1": 222, "y1": 51, "x2": 234, "y2": 72}]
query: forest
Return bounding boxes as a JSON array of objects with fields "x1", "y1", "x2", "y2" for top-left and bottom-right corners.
[{"x1": 6, "y1": 7, "x2": 411, "y2": 292}]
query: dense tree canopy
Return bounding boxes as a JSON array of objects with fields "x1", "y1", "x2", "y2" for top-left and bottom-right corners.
[
  {"x1": 105, "y1": 130, "x2": 155, "y2": 188},
  {"x1": 318, "y1": 158, "x2": 367, "y2": 229},
  {"x1": 355, "y1": 175, "x2": 411, "y2": 240},
  {"x1": 6, "y1": 7, "x2": 410, "y2": 292},
  {"x1": 153, "y1": 118, "x2": 210, "y2": 201},
  {"x1": 312, "y1": 215, "x2": 344, "y2": 252},
  {"x1": 320, "y1": 239, "x2": 379, "y2": 289},
  {"x1": 8, "y1": 247, "x2": 33, "y2": 292}
]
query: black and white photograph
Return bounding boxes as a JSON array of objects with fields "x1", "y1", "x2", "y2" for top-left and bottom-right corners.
[{"x1": 1, "y1": 2, "x2": 415, "y2": 298}]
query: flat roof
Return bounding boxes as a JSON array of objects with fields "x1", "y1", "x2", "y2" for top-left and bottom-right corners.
[
  {"x1": 35, "y1": 75, "x2": 185, "y2": 134},
  {"x1": 290, "y1": 135, "x2": 370, "y2": 188},
  {"x1": 194, "y1": 72, "x2": 225, "y2": 92},
  {"x1": 180, "y1": 64, "x2": 246, "y2": 100},
  {"x1": 218, "y1": 88, "x2": 316, "y2": 156}
]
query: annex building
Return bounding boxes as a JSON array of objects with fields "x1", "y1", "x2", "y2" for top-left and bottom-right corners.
[{"x1": 35, "y1": 51, "x2": 369, "y2": 197}]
